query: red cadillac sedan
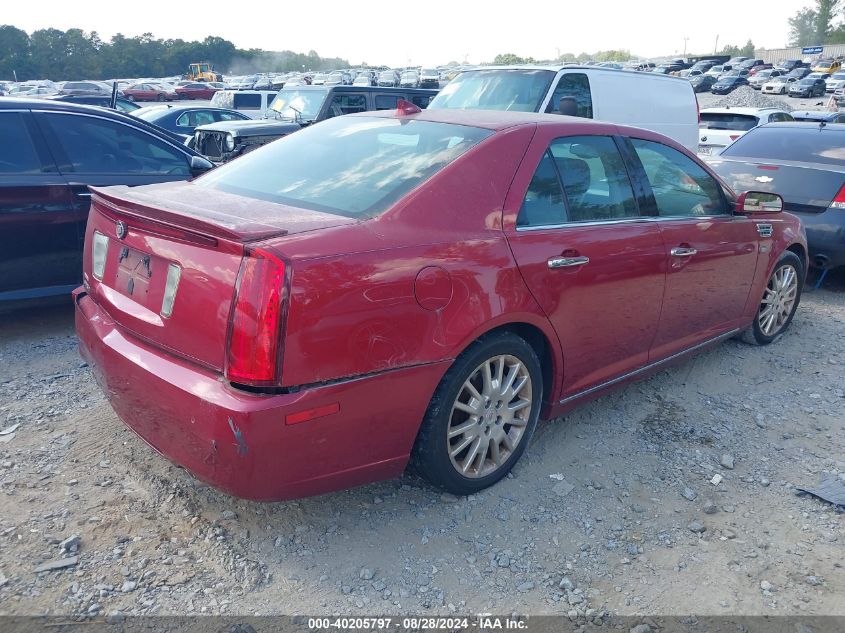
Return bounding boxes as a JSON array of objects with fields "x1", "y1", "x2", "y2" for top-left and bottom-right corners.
[
  {"x1": 75, "y1": 108, "x2": 807, "y2": 500},
  {"x1": 175, "y1": 82, "x2": 223, "y2": 100}
]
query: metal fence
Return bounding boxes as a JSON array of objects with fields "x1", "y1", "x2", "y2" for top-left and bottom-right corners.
[{"x1": 756, "y1": 44, "x2": 845, "y2": 64}]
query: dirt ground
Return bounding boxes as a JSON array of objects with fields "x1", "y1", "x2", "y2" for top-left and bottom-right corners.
[{"x1": 0, "y1": 270, "x2": 843, "y2": 622}]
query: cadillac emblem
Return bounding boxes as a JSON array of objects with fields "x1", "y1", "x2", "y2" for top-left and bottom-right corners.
[{"x1": 116, "y1": 221, "x2": 127, "y2": 239}]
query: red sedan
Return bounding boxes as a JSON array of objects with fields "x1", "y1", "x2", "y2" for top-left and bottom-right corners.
[
  {"x1": 175, "y1": 82, "x2": 223, "y2": 100},
  {"x1": 123, "y1": 83, "x2": 177, "y2": 102},
  {"x1": 75, "y1": 107, "x2": 807, "y2": 500}
]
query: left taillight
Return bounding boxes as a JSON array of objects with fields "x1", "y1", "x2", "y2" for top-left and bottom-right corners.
[
  {"x1": 225, "y1": 248, "x2": 287, "y2": 386},
  {"x1": 91, "y1": 231, "x2": 109, "y2": 280}
]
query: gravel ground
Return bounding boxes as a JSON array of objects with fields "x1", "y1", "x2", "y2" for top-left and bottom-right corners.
[
  {"x1": 0, "y1": 269, "x2": 843, "y2": 622},
  {"x1": 696, "y1": 86, "x2": 839, "y2": 112}
]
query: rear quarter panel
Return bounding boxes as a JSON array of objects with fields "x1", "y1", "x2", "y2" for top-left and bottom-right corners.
[{"x1": 275, "y1": 125, "x2": 563, "y2": 392}]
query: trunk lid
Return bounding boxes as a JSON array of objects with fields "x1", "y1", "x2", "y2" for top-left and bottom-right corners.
[
  {"x1": 706, "y1": 156, "x2": 845, "y2": 214},
  {"x1": 85, "y1": 182, "x2": 354, "y2": 371}
]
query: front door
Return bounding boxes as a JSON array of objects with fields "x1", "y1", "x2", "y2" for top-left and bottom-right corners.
[
  {"x1": 505, "y1": 133, "x2": 666, "y2": 398},
  {"x1": 624, "y1": 137, "x2": 759, "y2": 359}
]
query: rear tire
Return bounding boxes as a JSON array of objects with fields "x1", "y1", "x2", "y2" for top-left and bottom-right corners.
[
  {"x1": 740, "y1": 251, "x2": 803, "y2": 346},
  {"x1": 412, "y1": 332, "x2": 542, "y2": 495}
]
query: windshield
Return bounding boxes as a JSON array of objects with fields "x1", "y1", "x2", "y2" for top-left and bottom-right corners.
[
  {"x1": 428, "y1": 69, "x2": 555, "y2": 112},
  {"x1": 721, "y1": 127, "x2": 845, "y2": 166},
  {"x1": 700, "y1": 113, "x2": 759, "y2": 131},
  {"x1": 269, "y1": 88, "x2": 328, "y2": 120},
  {"x1": 194, "y1": 117, "x2": 493, "y2": 219},
  {"x1": 422, "y1": 69, "x2": 438, "y2": 75}
]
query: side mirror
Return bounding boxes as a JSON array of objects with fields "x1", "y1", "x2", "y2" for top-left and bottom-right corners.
[
  {"x1": 190, "y1": 155, "x2": 214, "y2": 175},
  {"x1": 736, "y1": 191, "x2": 783, "y2": 214}
]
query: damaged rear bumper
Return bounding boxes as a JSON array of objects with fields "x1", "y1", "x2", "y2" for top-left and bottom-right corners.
[{"x1": 74, "y1": 288, "x2": 448, "y2": 501}]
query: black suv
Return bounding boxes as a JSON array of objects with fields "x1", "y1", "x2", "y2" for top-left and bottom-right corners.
[{"x1": 192, "y1": 86, "x2": 439, "y2": 163}]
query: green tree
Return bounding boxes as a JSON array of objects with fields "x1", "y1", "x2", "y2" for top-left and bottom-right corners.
[
  {"x1": 0, "y1": 25, "x2": 32, "y2": 79},
  {"x1": 740, "y1": 39, "x2": 756, "y2": 57},
  {"x1": 789, "y1": 7, "x2": 820, "y2": 45},
  {"x1": 815, "y1": 0, "x2": 839, "y2": 42},
  {"x1": 493, "y1": 53, "x2": 536, "y2": 65}
]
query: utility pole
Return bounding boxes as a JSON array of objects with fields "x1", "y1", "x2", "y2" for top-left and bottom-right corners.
[
  {"x1": 714, "y1": 35, "x2": 719, "y2": 55},
  {"x1": 683, "y1": 37, "x2": 689, "y2": 57}
]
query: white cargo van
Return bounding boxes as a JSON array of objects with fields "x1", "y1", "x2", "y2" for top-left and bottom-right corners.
[{"x1": 428, "y1": 66, "x2": 698, "y2": 152}]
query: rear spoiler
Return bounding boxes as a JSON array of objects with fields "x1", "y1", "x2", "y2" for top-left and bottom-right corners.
[{"x1": 90, "y1": 187, "x2": 290, "y2": 243}]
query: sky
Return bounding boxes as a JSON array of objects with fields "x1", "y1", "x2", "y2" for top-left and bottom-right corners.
[{"x1": 4, "y1": 0, "x2": 808, "y2": 67}]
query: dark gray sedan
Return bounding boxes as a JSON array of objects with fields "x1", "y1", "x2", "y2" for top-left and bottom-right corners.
[{"x1": 706, "y1": 123, "x2": 845, "y2": 270}]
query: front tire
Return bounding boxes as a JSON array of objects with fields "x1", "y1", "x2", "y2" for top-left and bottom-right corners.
[
  {"x1": 741, "y1": 251, "x2": 803, "y2": 345},
  {"x1": 412, "y1": 332, "x2": 543, "y2": 495}
]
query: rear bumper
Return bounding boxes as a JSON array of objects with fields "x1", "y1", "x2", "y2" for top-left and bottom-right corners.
[
  {"x1": 74, "y1": 289, "x2": 449, "y2": 500},
  {"x1": 793, "y1": 208, "x2": 845, "y2": 269}
]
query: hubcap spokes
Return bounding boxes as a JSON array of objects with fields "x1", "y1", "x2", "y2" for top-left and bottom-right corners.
[
  {"x1": 448, "y1": 355, "x2": 532, "y2": 478},
  {"x1": 759, "y1": 264, "x2": 798, "y2": 336}
]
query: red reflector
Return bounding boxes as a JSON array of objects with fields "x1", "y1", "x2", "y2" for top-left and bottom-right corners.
[
  {"x1": 729, "y1": 134, "x2": 741, "y2": 141},
  {"x1": 286, "y1": 403, "x2": 340, "y2": 426},
  {"x1": 396, "y1": 99, "x2": 422, "y2": 115},
  {"x1": 832, "y1": 183, "x2": 845, "y2": 209},
  {"x1": 226, "y1": 249, "x2": 286, "y2": 385}
]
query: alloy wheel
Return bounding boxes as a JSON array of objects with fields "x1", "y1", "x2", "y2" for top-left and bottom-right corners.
[
  {"x1": 447, "y1": 355, "x2": 532, "y2": 478},
  {"x1": 758, "y1": 264, "x2": 798, "y2": 336}
]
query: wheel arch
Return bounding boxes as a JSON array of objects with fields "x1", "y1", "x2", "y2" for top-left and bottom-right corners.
[
  {"x1": 785, "y1": 242, "x2": 808, "y2": 276},
  {"x1": 449, "y1": 318, "x2": 563, "y2": 411}
]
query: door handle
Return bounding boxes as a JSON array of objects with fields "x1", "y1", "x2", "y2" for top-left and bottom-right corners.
[
  {"x1": 69, "y1": 184, "x2": 92, "y2": 198},
  {"x1": 670, "y1": 247, "x2": 697, "y2": 257},
  {"x1": 548, "y1": 256, "x2": 590, "y2": 269}
]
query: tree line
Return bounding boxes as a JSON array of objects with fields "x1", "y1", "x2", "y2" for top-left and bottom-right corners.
[
  {"x1": 788, "y1": 0, "x2": 845, "y2": 46},
  {"x1": 0, "y1": 25, "x2": 350, "y2": 81}
]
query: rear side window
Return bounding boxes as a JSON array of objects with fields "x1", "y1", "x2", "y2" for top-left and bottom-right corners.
[
  {"x1": 630, "y1": 139, "x2": 727, "y2": 217},
  {"x1": 411, "y1": 95, "x2": 432, "y2": 108},
  {"x1": 517, "y1": 136, "x2": 639, "y2": 226},
  {"x1": 720, "y1": 127, "x2": 845, "y2": 166},
  {"x1": 0, "y1": 112, "x2": 44, "y2": 174},
  {"x1": 551, "y1": 136, "x2": 637, "y2": 221},
  {"x1": 233, "y1": 93, "x2": 262, "y2": 109},
  {"x1": 40, "y1": 113, "x2": 190, "y2": 176},
  {"x1": 517, "y1": 151, "x2": 566, "y2": 228},
  {"x1": 325, "y1": 94, "x2": 367, "y2": 118},
  {"x1": 545, "y1": 73, "x2": 593, "y2": 118},
  {"x1": 375, "y1": 95, "x2": 399, "y2": 110}
]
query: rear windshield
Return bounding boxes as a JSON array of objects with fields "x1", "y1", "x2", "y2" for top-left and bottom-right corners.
[
  {"x1": 269, "y1": 88, "x2": 328, "y2": 121},
  {"x1": 700, "y1": 113, "x2": 759, "y2": 131},
  {"x1": 428, "y1": 69, "x2": 555, "y2": 112},
  {"x1": 721, "y1": 127, "x2": 845, "y2": 166},
  {"x1": 194, "y1": 117, "x2": 493, "y2": 218}
]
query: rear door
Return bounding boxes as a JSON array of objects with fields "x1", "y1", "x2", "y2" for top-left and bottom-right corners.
[
  {"x1": 505, "y1": 130, "x2": 666, "y2": 398},
  {"x1": 624, "y1": 137, "x2": 758, "y2": 360},
  {"x1": 0, "y1": 110, "x2": 77, "y2": 300}
]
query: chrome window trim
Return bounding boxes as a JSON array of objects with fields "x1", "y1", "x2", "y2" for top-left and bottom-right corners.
[
  {"x1": 559, "y1": 328, "x2": 742, "y2": 405},
  {"x1": 515, "y1": 213, "x2": 734, "y2": 231},
  {"x1": 32, "y1": 109, "x2": 193, "y2": 156}
]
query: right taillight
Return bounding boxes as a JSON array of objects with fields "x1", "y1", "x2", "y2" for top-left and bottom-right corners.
[
  {"x1": 831, "y1": 183, "x2": 845, "y2": 209},
  {"x1": 226, "y1": 248, "x2": 287, "y2": 386}
]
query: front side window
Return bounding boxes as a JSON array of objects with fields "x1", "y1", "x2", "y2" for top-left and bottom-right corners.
[
  {"x1": 195, "y1": 117, "x2": 492, "y2": 219},
  {"x1": 41, "y1": 113, "x2": 190, "y2": 176},
  {"x1": 545, "y1": 73, "x2": 593, "y2": 118},
  {"x1": 630, "y1": 138, "x2": 727, "y2": 217}
]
